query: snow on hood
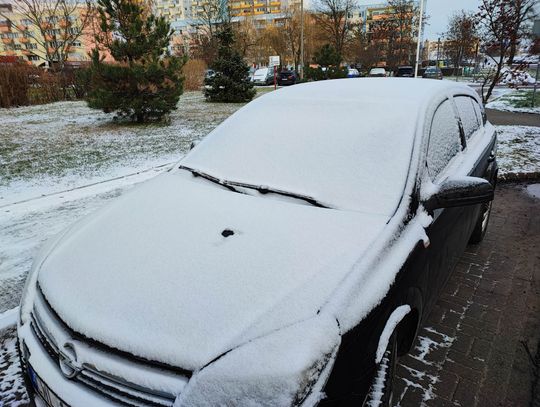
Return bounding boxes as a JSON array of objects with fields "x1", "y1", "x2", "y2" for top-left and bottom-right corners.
[{"x1": 37, "y1": 172, "x2": 388, "y2": 371}]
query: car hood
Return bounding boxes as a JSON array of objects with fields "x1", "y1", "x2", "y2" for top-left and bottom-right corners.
[{"x1": 37, "y1": 171, "x2": 389, "y2": 371}]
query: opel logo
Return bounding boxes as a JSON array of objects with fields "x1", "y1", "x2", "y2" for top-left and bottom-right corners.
[{"x1": 59, "y1": 342, "x2": 80, "y2": 379}]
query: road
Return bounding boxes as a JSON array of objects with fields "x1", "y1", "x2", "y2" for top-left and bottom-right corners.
[{"x1": 486, "y1": 109, "x2": 540, "y2": 127}]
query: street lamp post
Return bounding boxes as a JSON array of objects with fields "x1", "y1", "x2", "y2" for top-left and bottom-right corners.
[
  {"x1": 414, "y1": 0, "x2": 426, "y2": 78},
  {"x1": 300, "y1": 0, "x2": 304, "y2": 79}
]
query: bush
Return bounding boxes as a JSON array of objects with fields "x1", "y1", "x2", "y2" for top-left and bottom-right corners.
[
  {"x1": 73, "y1": 68, "x2": 92, "y2": 99},
  {"x1": 183, "y1": 59, "x2": 207, "y2": 91},
  {"x1": 204, "y1": 25, "x2": 255, "y2": 103},
  {"x1": 0, "y1": 64, "x2": 31, "y2": 108},
  {"x1": 304, "y1": 66, "x2": 348, "y2": 81}
]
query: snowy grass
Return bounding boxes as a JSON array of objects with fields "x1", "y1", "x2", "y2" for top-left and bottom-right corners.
[
  {"x1": 487, "y1": 90, "x2": 540, "y2": 114},
  {"x1": 0, "y1": 92, "x2": 253, "y2": 205},
  {"x1": 496, "y1": 125, "x2": 540, "y2": 175}
]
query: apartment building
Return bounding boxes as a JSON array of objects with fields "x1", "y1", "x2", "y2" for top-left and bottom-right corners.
[{"x1": 0, "y1": 3, "x2": 98, "y2": 67}]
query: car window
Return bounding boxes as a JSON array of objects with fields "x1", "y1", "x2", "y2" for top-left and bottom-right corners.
[
  {"x1": 454, "y1": 96, "x2": 480, "y2": 140},
  {"x1": 471, "y1": 99, "x2": 484, "y2": 126},
  {"x1": 427, "y1": 100, "x2": 462, "y2": 179}
]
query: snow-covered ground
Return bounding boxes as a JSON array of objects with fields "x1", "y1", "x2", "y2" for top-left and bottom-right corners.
[
  {"x1": 486, "y1": 89, "x2": 540, "y2": 114},
  {"x1": 496, "y1": 125, "x2": 540, "y2": 175}
]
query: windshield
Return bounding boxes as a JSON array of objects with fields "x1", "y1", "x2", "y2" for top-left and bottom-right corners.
[
  {"x1": 254, "y1": 69, "x2": 268, "y2": 76},
  {"x1": 181, "y1": 82, "x2": 419, "y2": 215}
]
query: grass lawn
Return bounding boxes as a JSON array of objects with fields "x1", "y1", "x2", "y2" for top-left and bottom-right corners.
[{"x1": 486, "y1": 89, "x2": 540, "y2": 114}]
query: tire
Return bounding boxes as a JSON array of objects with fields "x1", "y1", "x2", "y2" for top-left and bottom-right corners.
[
  {"x1": 363, "y1": 332, "x2": 397, "y2": 407},
  {"x1": 469, "y1": 200, "x2": 493, "y2": 244}
]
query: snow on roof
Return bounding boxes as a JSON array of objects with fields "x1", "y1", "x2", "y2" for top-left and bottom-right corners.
[{"x1": 182, "y1": 79, "x2": 472, "y2": 216}]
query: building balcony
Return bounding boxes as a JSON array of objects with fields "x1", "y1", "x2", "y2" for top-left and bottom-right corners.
[{"x1": 269, "y1": 1, "x2": 280, "y2": 5}]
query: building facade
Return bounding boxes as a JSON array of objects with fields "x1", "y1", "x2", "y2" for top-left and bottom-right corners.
[{"x1": 0, "y1": 3, "x2": 101, "y2": 67}]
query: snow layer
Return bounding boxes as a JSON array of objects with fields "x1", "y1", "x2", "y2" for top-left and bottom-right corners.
[
  {"x1": 0, "y1": 328, "x2": 29, "y2": 406},
  {"x1": 0, "y1": 307, "x2": 17, "y2": 331},
  {"x1": 177, "y1": 316, "x2": 340, "y2": 406},
  {"x1": 183, "y1": 79, "x2": 465, "y2": 215},
  {"x1": 486, "y1": 90, "x2": 540, "y2": 114},
  {"x1": 375, "y1": 305, "x2": 410, "y2": 363},
  {"x1": 37, "y1": 172, "x2": 388, "y2": 371},
  {"x1": 496, "y1": 125, "x2": 540, "y2": 175}
]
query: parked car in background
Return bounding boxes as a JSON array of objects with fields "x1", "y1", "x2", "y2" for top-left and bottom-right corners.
[
  {"x1": 396, "y1": 66, "x2": 414, "y2": 77},
  {"x1": 18, "y1": 79, "x2": 496, "y2": 407},
  {"x1": 369, "y1": 67, "x2": 387, "y2": 77},
  {"x1": 252, "y1": 67, "x2": 275, "y2": 85},
  {"x1": 423, "y1": 66, "x2": 443, "y2": 80},
  {"x1": 277, "y1": 70, "x2": 297, "y2": 86},
  {"x1": 347, "y1": 68, "x2": 360, "y2": 78}
]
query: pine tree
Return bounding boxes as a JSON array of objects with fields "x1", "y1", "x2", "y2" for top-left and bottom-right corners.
[
  {"x1": 87, "y1": 0, "x2": 185, "y2": 122},
  {"x1": 204, "y1": 25, "x2": 255, "y2": 103}
]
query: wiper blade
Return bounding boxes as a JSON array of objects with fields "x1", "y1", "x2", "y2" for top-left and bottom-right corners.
[
  {"x1": 228, "y1": 181, "x2": 329, "y2": 208},
  {"x1": 179, "y1": 165, "x2": 241, "y2": 193}
]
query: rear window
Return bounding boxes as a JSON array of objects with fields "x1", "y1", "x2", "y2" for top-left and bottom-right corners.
[
  {"x1": 454, "y1": 96, "x2": 480, "y2": 140},
  {"x1": 427, "y1": 100, "x2": 462, "y2": 179},
  {"x1": 399, "y1": 68, "x2": 413, "y2": 74}
]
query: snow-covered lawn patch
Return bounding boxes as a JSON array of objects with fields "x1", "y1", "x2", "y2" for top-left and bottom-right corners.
[
  {"x1": 487, "y1": 90, "x2": 540, "y2": 114},
  {"x1": 496, "y1": 125, "x2": 540, "y2": 176},
  {"x1": 0, "y1": 92, "x2": 245, "y2": 205}
]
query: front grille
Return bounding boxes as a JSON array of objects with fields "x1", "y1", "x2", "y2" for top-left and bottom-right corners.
[{"x1": 30, "y1": 287, "x2": 189, "y2": 407}]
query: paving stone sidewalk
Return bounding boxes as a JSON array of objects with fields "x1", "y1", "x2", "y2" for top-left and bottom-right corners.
[{"x1": 394, "y1": 183, "x2": 540, "y2": 407}]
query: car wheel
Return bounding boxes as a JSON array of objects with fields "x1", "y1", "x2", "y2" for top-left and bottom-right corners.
[
  {"x1": 469, "y1": 200, "x2": 493, "y2": 244},
  {"x1": 363, "y1": 331, "x2": 397, "y2": 407}
]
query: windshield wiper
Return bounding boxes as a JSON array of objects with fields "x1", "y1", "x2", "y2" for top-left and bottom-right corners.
[
  {"x1": 179, "y1": 165, "x2": 241, "y2": 194},
  {"x1": 227, "y1": 181, "x2": 329, "y2": 208}
]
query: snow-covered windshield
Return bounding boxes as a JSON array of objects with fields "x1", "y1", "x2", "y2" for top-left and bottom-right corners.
[{"x1": 182, "y1": 81, "x2": 421, "y2": 216}]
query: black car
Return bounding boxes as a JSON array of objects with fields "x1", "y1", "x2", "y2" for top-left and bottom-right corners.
[
  {"x1": 277, "y1": 70, "x2": 297, "y2": 86},
  {"x1": 396, "y1": 66, "x2": 414, "y2": 77},
  {"x1": 18, "y1": 79, "x2": 496, "y2": 407}
]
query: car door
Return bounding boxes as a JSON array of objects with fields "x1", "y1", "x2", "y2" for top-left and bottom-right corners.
[{"x1": 422, "y1": 98, "x2": 469, "y2": 311}]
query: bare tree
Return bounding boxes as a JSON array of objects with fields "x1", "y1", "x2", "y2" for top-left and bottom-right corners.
[
  {"x1": 313, "y1": 0, "x2": 356, "y2": 59},
  {"x1": 506, "y1": 0, "x2": 536, "y2": 65},
  {"x1": 196, "y1": 0, "x2": 230, "y2": 38},
  {"x1": 444, "y1": 11, "x2": 478, "y2": 75},
  {"x1": 475, "y1": 0, "x2": 522, "y2": 103},
  {"x1": 0, "y1": 0, "x2": 94, "y2": 70}
]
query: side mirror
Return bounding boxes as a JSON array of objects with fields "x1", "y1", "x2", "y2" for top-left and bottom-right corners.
[{"x1": 423, "y1": 176, "x2": 494, "y2": 212}]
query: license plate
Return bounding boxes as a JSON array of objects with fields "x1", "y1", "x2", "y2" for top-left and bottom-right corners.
[{"x1": 28, "y1": 365, "x2": 70, "y2": 407}]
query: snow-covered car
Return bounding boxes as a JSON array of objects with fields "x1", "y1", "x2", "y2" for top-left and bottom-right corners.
[
  {"x1": 17, "y1": 79, "x2": 497, "y2": 407},
  {"x1": 368, "y1": 67, "x2": 387, "y2": 77}
]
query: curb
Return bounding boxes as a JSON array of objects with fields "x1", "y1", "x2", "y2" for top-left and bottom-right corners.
[{"x1": 498, "y1": 172, "x2": 540, "y2": 183}]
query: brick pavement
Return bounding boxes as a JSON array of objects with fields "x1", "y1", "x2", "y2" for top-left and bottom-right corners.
[{"x1": 394, "y1": 182, "x2": 540, "y2": 407}]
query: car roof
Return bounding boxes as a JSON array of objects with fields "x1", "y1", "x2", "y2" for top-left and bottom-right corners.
[{"x1": 182, "y1": 79, "x2": 477, "y2": 215}]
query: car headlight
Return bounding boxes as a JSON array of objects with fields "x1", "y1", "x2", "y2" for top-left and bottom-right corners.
[{"x1": 176, "y1": 315, "x2": 341, "y2": 407}]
